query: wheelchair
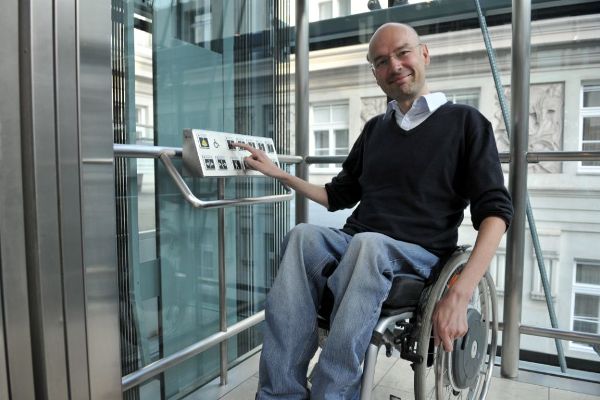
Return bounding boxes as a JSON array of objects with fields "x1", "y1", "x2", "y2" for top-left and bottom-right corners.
[{"x1": 314, "y1": 246, "x2": 498, "y2": 400}]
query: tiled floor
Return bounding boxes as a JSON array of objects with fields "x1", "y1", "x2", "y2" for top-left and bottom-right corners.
[{"x1": 186, "y1": 351, "x2": 600, "y2": 400}]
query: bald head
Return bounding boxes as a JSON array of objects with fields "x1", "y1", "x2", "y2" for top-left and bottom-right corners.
[
  {"x1": 367, "y1": 23, "x2": 421, "y2": 63},
  {"x1": 366, "y1": 22, "x2": 430, "y2": 111}
]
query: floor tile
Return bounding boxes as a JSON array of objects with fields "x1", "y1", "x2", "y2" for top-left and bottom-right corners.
[
  {"x1": 486, "y1": 377, "x2": 549, "y2": 400},
  {"x1": 371, "y1": 384, "x2": 415, "y2": 400},
  {"x1": 377, "y1": 357, "x2": 417, "y2": 393},
  {"x1": 220, "y1": 377, "x2": 259, "y2": 400},
  {"x1": 549, "y1": 388, "x2": 600, "y2": 400}
]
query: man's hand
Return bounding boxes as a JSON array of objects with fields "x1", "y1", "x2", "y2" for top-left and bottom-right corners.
[
  {"x1": 431, "y1": 287, "x2": 470, "y2": 352},
  {"x1": 232, "y1": 142, "x2": 330, "y2": 207},
  {"x1": 233, "y1": 143, "x2": 284, "y2": 179}
]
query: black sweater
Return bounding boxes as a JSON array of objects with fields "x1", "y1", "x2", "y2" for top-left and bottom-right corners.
[{"x1": 325, "y1": 102, "x2": 513, "y2": 257}]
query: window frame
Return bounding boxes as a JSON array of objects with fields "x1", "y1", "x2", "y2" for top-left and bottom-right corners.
[
  {"x1": 444, "y1": 88, "x2": 481, "y2": 108},
  {"x1": 578, "y1": 84, "x2": 600, "y2": 173},
  {"x1": 570, "y1": 260, "x2": 600, "y2": 353},
  {"x1": 309, "y1": 102, "x2": 350, "y2": 173}
]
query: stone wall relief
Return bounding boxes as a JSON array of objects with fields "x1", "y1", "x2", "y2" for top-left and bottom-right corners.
[
  {"x1": 360, "y1": 96, "x2": 387, "y2": 129},
  {"x1": 493, "y1": 83, "x2": 564, "y2": 173}
]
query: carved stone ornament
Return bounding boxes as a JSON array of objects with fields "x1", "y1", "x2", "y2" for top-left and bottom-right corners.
[
  {"x1": 493, "y1": 83, "x2": 564, "y2": 173},
  {"x1": 361, "y1": 96, "x2": 387, "y2": 128}
]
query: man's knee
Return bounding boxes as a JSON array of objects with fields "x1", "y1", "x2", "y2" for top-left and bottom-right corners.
[
  {"x1": 348, "y1": 231, "x2": 387, "y2": 252},
  {"x1": 281, "y1": 223, "x2": 322, "y2": 253}
]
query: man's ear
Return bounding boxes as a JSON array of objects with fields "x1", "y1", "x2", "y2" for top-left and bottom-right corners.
[{"x1": 421, "y1": 43, "x2": 430, "y2": 66}]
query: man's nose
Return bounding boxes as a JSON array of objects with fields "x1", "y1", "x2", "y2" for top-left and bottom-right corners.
[{"x1": 388, "y1": 54, "x2": 403, "y2": 70}]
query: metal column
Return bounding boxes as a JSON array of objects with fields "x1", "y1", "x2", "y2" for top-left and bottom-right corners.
[
  {"x1": 218, "y1": 179, "x2": 228, "y2": 385},
  {"x1": 295, "y1": 0, "x2": 309, "y2": 224},
  {"x1": 501, "y1": 0, "x2": 532, "y2": 379},
  {"x1": 0, "y1": 1, "x2": 37, "y2": 397}
]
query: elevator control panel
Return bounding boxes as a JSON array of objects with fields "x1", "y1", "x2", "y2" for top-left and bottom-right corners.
[{"x1": 183, "y1": 128, "x2": 280, "y2": 177}]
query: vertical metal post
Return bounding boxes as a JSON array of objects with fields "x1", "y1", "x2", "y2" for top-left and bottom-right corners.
[
  {"x1": 0, "y1": 0, "x2": 37, "y2": 397},
  {"x1": 473, "y1": 0, "x2": 567, "y2": 372},
  {"x1": 218, "y1": 179, "x2": 228, "y2": 384},
  {"x1": 501, "y1": 0, "x2": 531, "y2": 379},
  {"x1": 295, "y1": 0, "x2": 309, "y2": 224}
]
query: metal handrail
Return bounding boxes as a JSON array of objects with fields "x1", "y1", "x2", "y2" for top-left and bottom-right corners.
[
  {"x1": 114, "y1": 143, "x2": 300, "y2": 209},
  {"x1": 114, "y1": 144, "x2": 600, "y2": 390},
  {"x1": 113, "y1": 142, "x2": 300, "y2": 390},
  {"x1": 304, "y1": 151, "x2": 600, "y2": 165},
  {"x1": 113, "y1": 143, "x2": 304, "y2": 165},
  {"x1": 497, "y1": 322, "x2": 600, "y2": 347},
  {"x1": 121, "y1": 311, "x2": 265, "y2": 391},
  {"x1": 527, "y1": 151, "x2": 600, "y2": 162}
]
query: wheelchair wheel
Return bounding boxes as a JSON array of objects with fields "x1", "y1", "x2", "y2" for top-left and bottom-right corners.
[{"x1": 413, "y1": 250, "x2": 498, "y2": 400}]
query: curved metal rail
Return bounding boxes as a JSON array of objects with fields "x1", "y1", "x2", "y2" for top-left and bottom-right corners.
[{"x1": 114, "y1": 143, "x2": 300, "y2": 209}]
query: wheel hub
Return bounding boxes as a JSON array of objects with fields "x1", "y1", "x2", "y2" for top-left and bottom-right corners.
[{"x1": 450, "y1": 308, "x2": 487, "y2": 389}]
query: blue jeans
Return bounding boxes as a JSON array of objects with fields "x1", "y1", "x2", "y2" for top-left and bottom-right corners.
[{"x1": 257, "y1": 224, "x2": 439, "y2": 400}]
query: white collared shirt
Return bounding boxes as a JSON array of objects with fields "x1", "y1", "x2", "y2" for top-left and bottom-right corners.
[{"x1": 385, "y1": 92, "x2": 448, "y2": 131}]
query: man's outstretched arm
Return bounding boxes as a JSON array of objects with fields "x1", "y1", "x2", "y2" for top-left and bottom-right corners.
[
  {"x1": 234, "y1": 142, "x2": 329, "y2": 208},
  {"x1": 432, "y1": 216, "x2": 507, "y2": 352}
]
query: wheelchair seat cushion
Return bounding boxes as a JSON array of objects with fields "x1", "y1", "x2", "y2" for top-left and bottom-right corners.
[
  {"x1": 318, "y1": 275, "x2": 426, "y2": 327},
  {"x1": 380, "y1": 276, "x2": 425, "y2": 316}
]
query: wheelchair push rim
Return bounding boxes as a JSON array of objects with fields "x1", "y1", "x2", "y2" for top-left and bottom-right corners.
[{"x1": 414, "y1": 250, "x2": 498, "y2": 400}]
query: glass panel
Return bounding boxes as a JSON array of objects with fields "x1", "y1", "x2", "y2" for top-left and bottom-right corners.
[
  {"x1": 573, "y1": 319, "x2": 598, "y2": 334},
  {"x1": 583, "y1": 87, "x2": 600, "y2": 107},
  {"x1": 446, "y1": 90, "x2": 480, "y2": 108},
  {"x1": 314, "y1": 130, "x2": 330, "y2": 152},
  {"x1": 331, "y1": 104, "x2": 348, "y2": 122},
  {"x1": 583, "y1": 117, "x2": 600, "y2": 141},
  {"x1": 338, "y1": 0, "x2": 351, "y2": 17},
  {"x1": 314, "y1": 106, "x2": 330, "y2": 124},
  {"x1": 334, "y1": 129, "x2": 348, "y2": 153},
  {"x1": 582, "y1": 142, "x2": 600, "y2": 166},
  {"x1": 574, "y1": 294, "x2": 600, "y2": 318},
  {"x1": 319, "y1": 1, "x2": 333, "y2": 20},
  {"x1": 299, "y1": 0, "x2": 600, "y2": 378},
  {"x1": 115, "y1": 0, "x2": 292, "y2": 397},
  {"x1": 576, "y1": 263, "x2": 600, "y2": 285}
]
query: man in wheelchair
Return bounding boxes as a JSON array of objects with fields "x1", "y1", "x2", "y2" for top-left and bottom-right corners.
[{"x1": 237, "y1": 22, "x2": 513, "y2": 400}]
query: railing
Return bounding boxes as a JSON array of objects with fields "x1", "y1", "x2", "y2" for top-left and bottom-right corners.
[
  {"x1": 304, "y1": 151, "x2": 600, "y2": 369},
  {"x1": 114, "y1": 143, "x2": 302, "y2": 391},
  {"x1": 113, "y1": 143, "x2": 600, "y2": 391},
  {"x1": 114, "y1": 144, "x2": 301, "y2": 209}
]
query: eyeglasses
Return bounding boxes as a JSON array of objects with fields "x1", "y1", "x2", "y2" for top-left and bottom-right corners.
[{"x1": 370, "y1": 44, "x2": 422, "y2": 72}]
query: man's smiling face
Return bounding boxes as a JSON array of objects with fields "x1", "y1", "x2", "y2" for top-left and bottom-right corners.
[{"x1": 368, "y1": 24, "x2": 430, "y2": 112}]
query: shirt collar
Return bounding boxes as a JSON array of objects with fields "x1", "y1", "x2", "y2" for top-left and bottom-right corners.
[{"x1": 384, "y1": 92, "x2": 448, "y2": 119}]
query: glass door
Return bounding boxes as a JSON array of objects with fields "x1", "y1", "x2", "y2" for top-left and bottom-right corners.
[{"x1": 114, "y1": 1, "x2": 292, "y2": 398}]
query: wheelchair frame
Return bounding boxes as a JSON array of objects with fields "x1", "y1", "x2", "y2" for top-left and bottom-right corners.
[
  {"x1": 315, "y1": 246, "x2": 498, "y2": 400},
  {"x1": 360, "y1": 246, "x2": 498, "y2": 400}
]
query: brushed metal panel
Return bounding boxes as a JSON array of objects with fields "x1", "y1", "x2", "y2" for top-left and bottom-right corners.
[
  {"x1": 0, "y1": 240, "x2": 10, "y2": 400},
  {"x1": 56, "y1": 0, "x2": 91, "y2": 397},
  {"x1": 79, "y1": 0, "x2": 122, "y2": 398},
  {"x1": 24, "y1": 0, "x2": 70, "y2": 395},
  {"x1": 0, "y1": 0, "x2": 37, "y2": 397}
]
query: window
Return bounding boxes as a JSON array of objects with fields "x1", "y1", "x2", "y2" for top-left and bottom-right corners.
[
  {"x1": 571, "y1": 261, "x2": 600, "y2": 352},
  {"x1": 311, "y1": 103, "x2": 349, "y2": 171},
  {"x1": 579, "y1": 85, "x2": 600, "y2": 171},
  {"x1": 313, "y1": 0, "x2": 351, "y2": 21},
  {"x1": 445, "y1": 88, "x2": 480, "y2": 108},
  {"x1": 135, "y1": 105, "x2": 152, "y2": 144},
  {"x1": 319, "y1": 1, "x2": 332, "y2": 20},
  {"x1": 530, "y1": 251, "x2": 558, "y2": 301},
  {"x1": 488, "y1": 250, "x2": 506, "y2": 295}
]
